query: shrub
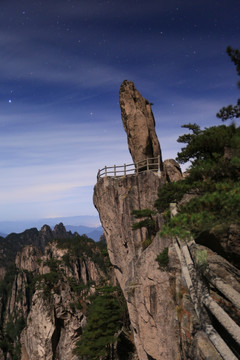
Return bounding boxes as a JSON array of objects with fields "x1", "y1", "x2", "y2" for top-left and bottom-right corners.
[
  {"x1": 142, "y1": 238, "x2": 153, "y2": 250},
  {"x1": 155, "y1": 248, "x2": 169, "y2": 270},
  {"x1": 195, "y1": 249, "x2": 208, "y2": 270},
  {"x1": 132, "y1": 208, "x2": 157, "y2": 247},
  {"x1": 74, "y1": 285, "x2": 123, "y2": 360}
]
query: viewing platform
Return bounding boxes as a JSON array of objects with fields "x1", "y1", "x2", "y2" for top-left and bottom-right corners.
[{"x1": 97, "y1": 155, "x2": 162, "y2": 180}]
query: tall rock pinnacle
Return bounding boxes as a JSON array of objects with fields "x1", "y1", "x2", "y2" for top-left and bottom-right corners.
[{"x1": 119, "y1": 80, "x2": 163, "y2": 168}]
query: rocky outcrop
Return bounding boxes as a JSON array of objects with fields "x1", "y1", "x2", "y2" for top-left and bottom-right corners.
[
  {"x1": 15, "y1": 245, "x2": 41, "y2": 273},
  {"x1": 20, "y1": 271, "x2": 85, "y2": 360},
  {"x1": 120, "y1": 80, "x2": 163, "y2": 168},
  {"x1": 0, "y1": 224, "x2": 131, "y2": 360},
  {"x1": 163, "y1": 159, "x2": 183, "y2": 182},
  {"x1": 20, "y1": 240, "x2": 105, "y2": 360},
  {"x1": 94, "y1": 172, "x2": 181, "y2": 360},
  {"x1": 0, "y1": 223, "x2": 74, "y2": 276}
]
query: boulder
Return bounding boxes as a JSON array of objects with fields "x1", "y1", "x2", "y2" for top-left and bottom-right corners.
[{"x1": 163, "y1": 159, "x2": 183, "y2": 182}]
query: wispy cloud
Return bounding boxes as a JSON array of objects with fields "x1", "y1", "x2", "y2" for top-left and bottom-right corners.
[
  {"x1": 0, "y1": 104, "x2": 132, "y2": 220},
  {"x1": 0, "y1": 43, "x2": 123, "y2": 90}
]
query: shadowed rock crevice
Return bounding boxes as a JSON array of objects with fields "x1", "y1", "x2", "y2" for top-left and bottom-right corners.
[
  {"x1": 52, "y1": 313, "x2": 64, "y2": 360},
  {"x1": 206, "y1": 307, "x2": 240, "y2": 358},
  {"x1": 76, "y1": 257, "x2": 82, "y2": 280},
  {"x1": 147, "y1": 354, "x2": 156, "y2": 360},
  {"x1": 83, "y1": 259, "x2": 90, "y2": 283},
  {"x1": 196, "y1": 226, "x2": 240, "y2": 269}
]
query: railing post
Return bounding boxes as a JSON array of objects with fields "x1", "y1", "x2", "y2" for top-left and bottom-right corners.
[
  {"x1": 114, "y1": 165, "x2": 116, "y2": 177},
  {"x1": 158, "y1": 155, "x2": 161, "y2": 177},
  {"x1": 124, "y1": 164, "x2": 126, "y2": 176},
  {"x1": 104, "y1": 166, "x2": 107, "y2": 177},
  {"x1": 147, "y1": 158, "x2": 149, "y2": 171}
]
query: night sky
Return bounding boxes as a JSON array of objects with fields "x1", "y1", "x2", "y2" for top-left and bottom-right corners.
[{"x1": 0, "y1": 0, "x2": 239, "y2": 222}]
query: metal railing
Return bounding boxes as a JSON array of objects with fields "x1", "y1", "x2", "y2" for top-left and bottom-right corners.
[{"x1": 97, "y1": 155, "x2": 162, "y2": 179}]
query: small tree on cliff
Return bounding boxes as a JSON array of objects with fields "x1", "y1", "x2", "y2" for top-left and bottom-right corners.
[
  {"x1": 131, "y1": 209, "x2": 157, "y2": 248},
  {"x1": 74, "y1": 285, "x2": 123, "y2": 360}
]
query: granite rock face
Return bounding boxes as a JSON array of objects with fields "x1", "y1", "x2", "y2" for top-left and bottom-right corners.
[
  {"x1": 20, "y1": 241, "x2": 103, "y2": 360},
  {"x1": 15, "y1": 244, "x2": 41, "y2": 273},
  {"x1": 120, "y1": 80, "x2": 163, "y2": 168},
  {"x1": 94, "y1": 172, "x2": 240, "y2": 360},
  {"x1": 0, "y1": 224, "x2": 124, "y2": 360},
  {"x1": 163, "y1": 159, "x2": 183, "y2": 182},
  {"x1": 94, "y1": 173, "x2": 181, "y2": 360}
]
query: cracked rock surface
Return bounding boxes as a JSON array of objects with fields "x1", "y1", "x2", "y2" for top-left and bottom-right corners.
[{"x1": 94, "y1": 172, "x2": 181, "y2": 360}]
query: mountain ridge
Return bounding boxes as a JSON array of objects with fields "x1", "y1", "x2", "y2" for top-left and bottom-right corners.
[{"x1": 0, "y1": 215, "x2": 100, "y2": 235}]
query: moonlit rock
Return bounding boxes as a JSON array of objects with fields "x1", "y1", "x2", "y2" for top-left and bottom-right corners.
[{"x1": 119, "y1": 80, "x2": 163, "y2": 169}]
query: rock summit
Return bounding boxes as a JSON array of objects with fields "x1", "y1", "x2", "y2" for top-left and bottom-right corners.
[{"x1": 119, "y1": 80, "x2": 163, "y2": 168}]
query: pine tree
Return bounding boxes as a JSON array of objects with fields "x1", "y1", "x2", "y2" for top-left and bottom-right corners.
[
  {"x1": 131, "y1": 209, "x2": 157, "y2": 249},
  {"x1": 74, "y1": 285, "x2": 123, "y2": 360}
]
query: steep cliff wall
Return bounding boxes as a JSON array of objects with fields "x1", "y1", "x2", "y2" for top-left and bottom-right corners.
[
  {"x1": 94, "y1": 171, "x2": 240, "y2": 360},
  {"x1": 20, "y1": 241, "x2": 102, "y2": 360},
  {"x1": 0, "y1": 225, "x2": 131, "y2": 360},
  {"x1": 94, "y1": 172, "x2": 181, "y2": 360}
]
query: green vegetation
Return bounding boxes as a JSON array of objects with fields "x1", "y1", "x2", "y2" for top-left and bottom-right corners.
[
  {"x1": 74, "y1": 285, "x2": 123, "y2": 360},
  {"x1": 62, "y1": 253, "x2": 71, "y2": 267},
  {"x1": 35, "y1": 271, "x2": 61, "y2": 299},
  {"x1": 0, "y1": 233, "x2": 113, "y2": 359},
  {"x1": 68, "y1": 277, "x2": 96, "y2": 298},
  {"x1": 155, "y1": 47, "x2": 240, "y2": 242},
  {"x1": 56, "y1": 235, "x2": 109, "y2": 273},
  {"x1": 142, "y1": 237, "x2": 153, "y2": 250},
  {"x1": 195, "y1": 249, "x2": 208, "y2": 270},
  {"x1": 156, "y1": 126, "x2": 240, "y2": 240},
  {"x1": 0, "y1": 265, "x2": 30, "y2": 360},
  {"x1": 132, "y1": 209, "x2": 157, "y2": 248},
  {"x1": 155, "y1": 248, "x2": 169, "y2": 270},
  {"x1": 0, "y1": 264, "x2": 18, "y2": 299},
  {"x1": 5, "y1": 316, "x2": 26, "y2": 343},
  {"x1": 34, "y1": 258, "x2": 62, "y2": 299},
  {"x1": 0, "y1": 228, "x2": 40, "y2": 269}
]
